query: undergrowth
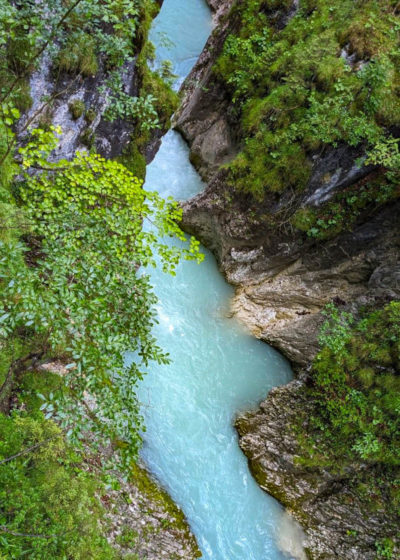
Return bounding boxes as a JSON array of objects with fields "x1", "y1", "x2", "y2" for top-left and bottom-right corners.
[
  {"x1": 294, "y1": 302, "x2": 400, "y2": 543},
  {"x1": 216, "y1": 0, "x2": 400, "y2": 206}
]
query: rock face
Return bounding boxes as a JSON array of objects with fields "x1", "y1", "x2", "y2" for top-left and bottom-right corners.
[
  {"x1": 103, "y1": 463, "x2": 201, "y2": 560},
  {"x1": 18, "y1": 54, "x2": 140, "y2": 162},
  {"x1": 175, "y1": 9, "x2": 400, "y2": 368},
  {"x1": 175, "y1": 0, "x2": 238, "y2": 181},
  {"x1": 18, "y1": 22, "x2": 164, "y2": 165},
  {"x1": 175, "y1": 2, "x2": 400, "y2": 558},
  {"x1": 236, "y1": 381, "x2": 400, "y2": 559},
  {"x1": 179, "y1": 162, "x2": 400, "y2": 365}
]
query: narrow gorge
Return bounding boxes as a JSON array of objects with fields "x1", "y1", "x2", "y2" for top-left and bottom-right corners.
[
  {"x1": 0, "y1": 0, "x2": 398, "y2": 559},
  {"x1": 175, "y1": 0, "x2": 400, "y2": 558},
  {"x1": 136, "y1": 1, "x2": 307, "y2": 558}
]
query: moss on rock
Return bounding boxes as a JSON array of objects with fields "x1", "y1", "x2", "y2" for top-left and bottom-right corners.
[{"x1": 69, "y1": 99, "x2": 85, "y2": 120}]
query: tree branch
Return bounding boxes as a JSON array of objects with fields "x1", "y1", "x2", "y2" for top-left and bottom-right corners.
[
  {"x1": 0, "y1": 436, "x2": 57, "y2": 466},
  {"x1": 0, "y1": 351, "x2": 45, "y2": 413},
  {"x1": 0, "y1": 525, "x2": 56, "y2": 539}
]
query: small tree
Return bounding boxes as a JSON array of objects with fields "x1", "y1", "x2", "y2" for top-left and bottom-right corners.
[{"x1": 0, "y1": 127, "x2": 202, "y2": 471}]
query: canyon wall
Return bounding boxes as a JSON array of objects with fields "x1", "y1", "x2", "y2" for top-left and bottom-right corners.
[{"x1": 175, "y1": 1, "x2": 400, "y2": 557}]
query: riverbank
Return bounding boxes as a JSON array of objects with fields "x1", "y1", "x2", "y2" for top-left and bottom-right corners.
[
  {"x1": 175, "y1": 0, "x2": 400, "y2": 557},
  {"x1": 103, "y1": 461, "x2": 201, "y2": 559}
]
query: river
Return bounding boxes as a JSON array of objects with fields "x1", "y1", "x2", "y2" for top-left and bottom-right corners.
[{"x1": 134, "y1": 1, "x2": 303, "y2": 558}]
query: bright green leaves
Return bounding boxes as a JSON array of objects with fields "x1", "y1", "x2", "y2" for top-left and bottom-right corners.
[
  {"x1": 19, "y1": 125, "x2": 61, "y2": 170},
  {"x1": 0, "y1": 0, "x2": 193, "y2": 551},
  {"x1": 0, "y1": 127, "x2": 204, "y2": 471},
  {"x1": 0, "y1": 101, "x2": 19, "y2": 126},
  {"x1": 19, "y1": 130, "x2": 202, "y2": 268}
]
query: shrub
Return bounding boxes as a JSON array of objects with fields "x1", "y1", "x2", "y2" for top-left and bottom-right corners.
[
  {"x1": 310, "y1": 302, "x2": 400, "y2": 466},
  {"x1": 0, "y1": 413, "x2": 116, "y2": 559},
  {"x1": 56, "y1": 32, "x2": 98, "y2": 76},
  {"x1": 291, "y1": 207, "x2": 317, "y2": 231},
  {"x1": 85, "y1": 107, "x2": 96, "y2": 124},
  {"x1": 68, "y1": 98, "x2": 85, "y2": 120}
]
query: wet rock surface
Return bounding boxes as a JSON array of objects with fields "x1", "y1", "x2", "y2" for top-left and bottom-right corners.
[
  {"x1": 174, "y1": 0, "x2": 237, "y2": 181},
  {"x1": 17, "y1": 39, "x2": 163, "y2": 165},
  {"x1": 18, "y1": 55, "x2": 138, "y2": 161},
  {"x1": 175, "y1": 3, "x2": 400, "y2": 558}
]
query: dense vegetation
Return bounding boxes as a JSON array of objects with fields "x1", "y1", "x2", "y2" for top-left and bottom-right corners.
[
  {"x1": 216, "y1": 0, "x2": 400, "y2": 236},
  {"x1": 307, "y1": 302, "x2": 399, "y2": 466},
  {"x1": 0, "y1": 0, "x2": 195, "y2": 556},
  {"x1": 0, "y1": 371, "x2": 118, "y2": 559},
  {"x1": 295, "y1": 303, "x2": 400, "y2": 556}
]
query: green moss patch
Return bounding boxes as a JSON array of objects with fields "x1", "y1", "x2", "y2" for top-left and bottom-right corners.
[
  {"x1": 69, "y1": 98, "x2": 85, "y2": 120},
  {"x1": 130, "y1": 463, "x2": 202, "y2": 557}
]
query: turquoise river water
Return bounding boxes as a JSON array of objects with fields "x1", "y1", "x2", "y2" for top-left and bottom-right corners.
[{"x1": 134, "y1": 1, "x2": 303, "y2": 558}]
